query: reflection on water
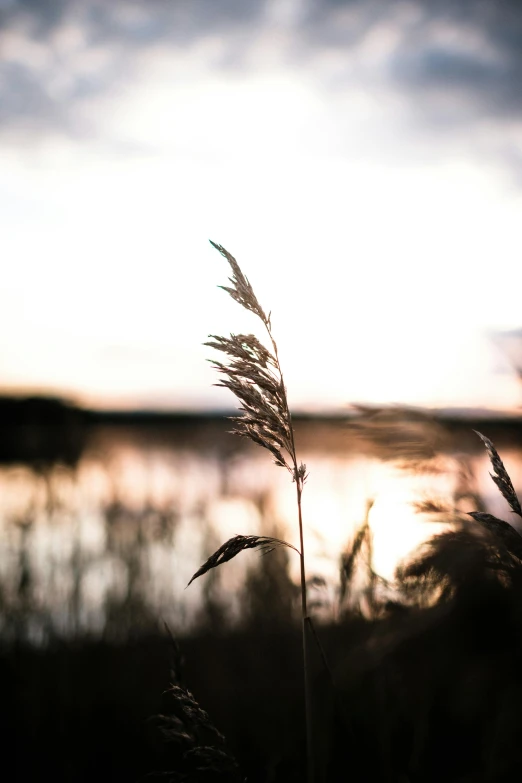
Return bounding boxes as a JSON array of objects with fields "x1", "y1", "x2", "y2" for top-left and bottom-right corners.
[{"x1": 1, "y1": 415, "x2": 521, "y2": 643}]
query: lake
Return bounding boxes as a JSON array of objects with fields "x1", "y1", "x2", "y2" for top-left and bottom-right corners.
[{"x1": 1, "y1": 409, "x2": 521, "y2": 643}]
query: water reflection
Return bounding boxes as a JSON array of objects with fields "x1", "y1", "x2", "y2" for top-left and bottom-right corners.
[{"x1": 0, "y1": 414, "x2": 520, "y2": 643}]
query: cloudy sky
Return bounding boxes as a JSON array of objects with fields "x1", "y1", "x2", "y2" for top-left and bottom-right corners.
[{"x1": 2, "y1": 0, "x2": 522, "y2": 411}]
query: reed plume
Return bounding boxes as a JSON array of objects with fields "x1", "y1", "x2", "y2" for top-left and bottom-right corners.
[
  {"x1": 151, "y1": 684, "x2": 243, "y2": 781},
  {"x1": 473, "y1": 431, "x2": 522, "y2": 518},
  {"x1": 468, "y1": 431, "x2": 522, "y2": 563},
  {"x1": 203, "y1": 242, "x2": 307, "y2": 485},
  {"x1": 187, "y1": 535, "x2": 299, "y2": 587}
]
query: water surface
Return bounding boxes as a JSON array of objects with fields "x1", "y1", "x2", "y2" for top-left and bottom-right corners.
[{"x1": 1, "y1": 413, "x2": 521, "y2": 642}]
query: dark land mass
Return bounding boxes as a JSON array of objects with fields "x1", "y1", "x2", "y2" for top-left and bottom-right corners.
[{"x1": 0, "y1": 394, "x2": 521, "y2": 466}]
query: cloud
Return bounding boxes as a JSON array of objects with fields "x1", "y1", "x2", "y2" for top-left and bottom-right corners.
[
  {"x1": 0, "y1": 0, "x2": 265, "y2": 47},
  {"x1": 300, "y1": 0, "x2": 522, "y2": 122},
  {"x1": 1, "y1": 0, "x2": 522, "y2": 162},
  {"x1": 0, "y1": 0, "x2": 265, "y2": 138}
]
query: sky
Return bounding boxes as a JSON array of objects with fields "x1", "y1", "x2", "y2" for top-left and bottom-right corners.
[{"x1": 2, "y1": 0, "x2": 522, "y2": 412}]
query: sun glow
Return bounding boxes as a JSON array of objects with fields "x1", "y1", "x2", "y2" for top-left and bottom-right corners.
[
  {"x1": 369, "y1": 483, "x2": 450, "y2": 581},
  {"x1": 272, "y1": 453, "x2": 456, "y2": 593}
]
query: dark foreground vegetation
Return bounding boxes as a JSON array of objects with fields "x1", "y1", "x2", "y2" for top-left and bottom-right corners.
[{"x1": 5, "y1": 548, "x2": 522, "y2": 783}]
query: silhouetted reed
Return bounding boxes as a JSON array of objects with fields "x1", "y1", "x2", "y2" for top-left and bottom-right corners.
[
  {"x1": 149, "y1": 683, "x2": 242, "y2": 782},
  {"x1": 188, "y1": 241, "x2": 315, "y2": 780}
]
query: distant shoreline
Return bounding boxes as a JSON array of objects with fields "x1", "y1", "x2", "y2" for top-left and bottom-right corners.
[{"x1": 0, "y1": 393, "x2": 521, "y2": 428}]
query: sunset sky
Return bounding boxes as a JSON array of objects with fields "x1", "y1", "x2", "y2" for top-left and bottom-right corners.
[{"x1": 2, "y1": 0, "x2": 522, "y2": 412}]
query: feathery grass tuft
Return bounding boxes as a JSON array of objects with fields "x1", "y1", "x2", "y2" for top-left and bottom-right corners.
[
  {"x1": 152, "y1": 684, "x2": 242, "y2": 781},
  {"x1": 187, "y1": 535, "x2": 299, "y2": 587},
  {"x1": 474, "y1": 430, "x2": 522, "y2": 518},
  {"x1": 205, "y1": 241, "x2": 307, "y2": 487},
  {"x1": 204, "y1": 333, "x2": 293, "y2": 470},
  {"x1": 210, "y1": 240, "x2": 269, "y2": 325},
  {"x1": 466, "y1": 432, "x2": 522, "y2": 565}
]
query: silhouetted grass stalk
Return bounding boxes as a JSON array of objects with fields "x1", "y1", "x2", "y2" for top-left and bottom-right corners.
[
  {"x1": 188, "y1": 241, "x2": 314, "y2": 782},
  {"x1": 260, "y1": 297, "x2": 313, "y2": 782}
]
